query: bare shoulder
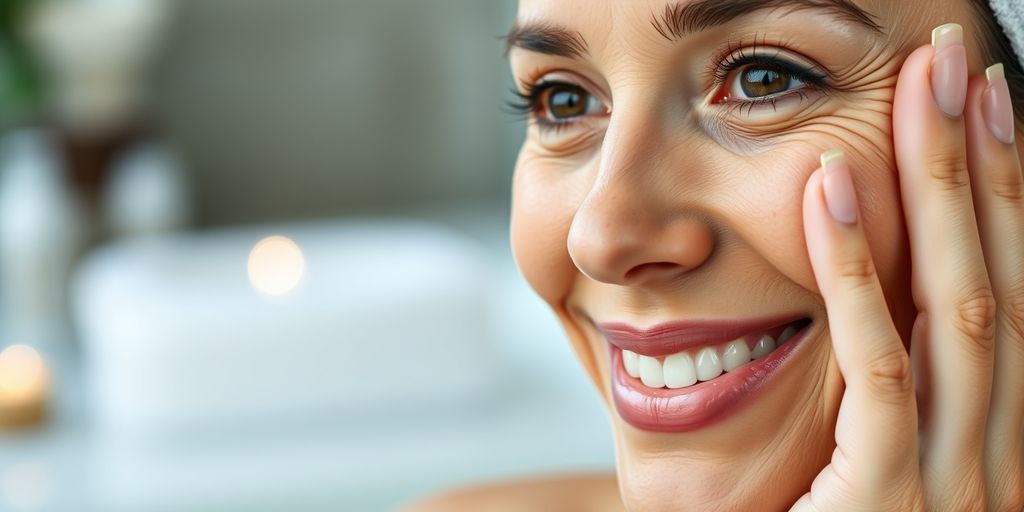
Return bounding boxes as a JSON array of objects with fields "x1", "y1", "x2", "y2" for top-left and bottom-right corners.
[{"x1": 400, "y1": 472, "x2": 625, "y2": 512}]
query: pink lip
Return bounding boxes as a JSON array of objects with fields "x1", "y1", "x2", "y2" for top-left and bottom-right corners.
[
  {"x1": 597, "y1": 314, "x2": 807, "y2": 357},
  {"x1": 603, "y1": 318, "x2": 814, "y2": 433}
]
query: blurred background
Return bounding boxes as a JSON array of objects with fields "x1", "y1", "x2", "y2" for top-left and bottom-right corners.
[{"x1": 0, "y1": 1, "x2": 614, "y2": 510}]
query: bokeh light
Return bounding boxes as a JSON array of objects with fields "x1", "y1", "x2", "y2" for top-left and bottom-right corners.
[
  {"x1": 0, "y1": 345, "x2": 46, "y2": 400},
  {"x1": 247, "y1": 235, "x2": 305, "y2": 295}
]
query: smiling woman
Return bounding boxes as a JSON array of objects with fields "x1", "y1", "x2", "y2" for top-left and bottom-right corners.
[{"x1": 404, "y1": 0, "x2": 1024, "y2": 511}]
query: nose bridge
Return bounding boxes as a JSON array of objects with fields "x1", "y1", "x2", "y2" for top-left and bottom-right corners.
[
  {"x1": 568, "y1": 97, "x2": 715, "y2": 286},
  {"x1": 596, "y1": 96, "x2": 657, "y2": 186}
]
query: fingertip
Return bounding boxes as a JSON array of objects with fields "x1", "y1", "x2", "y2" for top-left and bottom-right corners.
[
  {"x1": 821, "y1": 150, "x2": 859, "y2": 225},
  {"x1": 895, "y1": 44, "x2": 935, "y2": 95},
  {"x1": 802, "y1": 165, "x2": 827, "y2": 237},
  {"x1": 967, "y1": 73, "x2": 989, "y2": 98},
  {"x1": 965, "y1": 73, "x2": 989, "y2": 118},
  {"x1": 893, "y1": 44, "x2": 940, "y2": 124},
  {"x1": 964, "y1": 74, "x2": 992, "y2": 150},
  {"x1": 893, "y1": 45, "x2": 940, "y2": 165},
  {"x1": 802, "y1": 163, "x2": 832, "y2": 292},
  {"x1": 972, "y1": 66, "x2": 1016, "y2": 147},
  {"x1": 803, "y1": 165, "x2": 825, "y2": 209}
]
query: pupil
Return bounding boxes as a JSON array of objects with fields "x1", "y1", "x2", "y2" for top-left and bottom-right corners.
[
  {"x1": 740, "y1": 67, "x2": 788, "y2": 98},
  {"x1": 550, "y1": 87, "x2": 587, "y2": 119}
]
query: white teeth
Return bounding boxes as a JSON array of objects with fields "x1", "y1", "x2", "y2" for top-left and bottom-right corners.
[
  {"x1": 778, "y1": 325, "x2": 797, "y2": 344},
  {"x1": 751, "y1": 334, "x2": 776, "y2": 359},
  {"x1": 623, "y1": 350, "x2": 640, "y2": 378},
  {"x1": 694, "y1": 347, "x2": 723, "y2": 381},
  {"x1": 623, "y1": 324, "x2": 801, "y2": 388},
  {"x1": 663, "y1": 352, "x2": 698, "y2": 389},
  {"x1": 721, "y1": 340, "x2": 752, "y2": 372},
  {"x1": 638, "y1": 355, "x2": 665, "y2": 388}
]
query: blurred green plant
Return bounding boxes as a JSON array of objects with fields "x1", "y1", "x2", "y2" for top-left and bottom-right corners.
[{"x1": 0, "y1": 0, "x2": 41, "y2": 130}]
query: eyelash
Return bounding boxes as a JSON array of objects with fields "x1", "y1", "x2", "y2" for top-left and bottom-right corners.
[
  {"x1": 506, "y1": 81, "x2": 592, "y2": 133},
  {"x1": 710, "y1": 46, "x2": 829, "y2": 116},
  {"x1": 507, "y1": 48, "x2": 831, "y2": 130}
]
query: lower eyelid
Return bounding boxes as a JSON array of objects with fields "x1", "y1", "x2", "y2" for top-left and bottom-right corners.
[
  {"x1": 537, "y1": 113, "x2": 607, "y2": 132},
  {"x1": 700, "y1": 88, "x2": 828, "y2": 137},
  {"x1": 532, "y1": 123, "x2": 606, "y2": 155}
]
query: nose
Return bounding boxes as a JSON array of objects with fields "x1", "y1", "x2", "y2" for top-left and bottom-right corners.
[
  {"x1": 568, "y1": 196, "x2": 714, "y2": 285},
  {"x1": 566, "y1": 117, "x2": 715, "y2": 286}
]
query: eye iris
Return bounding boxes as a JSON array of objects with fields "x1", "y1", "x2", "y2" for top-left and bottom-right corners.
[
  {"x1": 740, "y1": 66, "x2": 789, "y2": 98},
  {"x1": 547, "y1": 86, "x2": 588, "y2": 119}
]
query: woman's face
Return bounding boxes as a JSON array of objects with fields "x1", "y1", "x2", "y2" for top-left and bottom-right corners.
[{"x1": 508, "y1": 1, "x2": 994, "y2": 510}]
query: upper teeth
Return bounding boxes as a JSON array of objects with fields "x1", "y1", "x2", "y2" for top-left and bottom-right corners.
[{"x1": 622, "y1": 324, "x2": 800, "y2": 389}]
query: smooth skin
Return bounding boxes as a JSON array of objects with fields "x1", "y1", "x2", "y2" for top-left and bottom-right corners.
[{"x1": 405, "y1": 1, "x2": 1024, "y2": 510}]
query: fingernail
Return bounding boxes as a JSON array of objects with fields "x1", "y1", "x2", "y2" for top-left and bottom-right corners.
[
  {"x1": 821, "y1": 150, "x2": 858, "y2": 225},
  {"x1": 931, "y1": 23, "x2": 968, "y2": 118},
  {"x1": 983, "y1": 63, "x2": 1015, "y2": 144}
]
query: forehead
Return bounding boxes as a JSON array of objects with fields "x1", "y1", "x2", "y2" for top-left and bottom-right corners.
[
  {"x1": 514, "y1": 0, "x2": 660, "y2": 49},
  {"x1": 517, "y1": 0, "x2": 664, "y2": 21}
]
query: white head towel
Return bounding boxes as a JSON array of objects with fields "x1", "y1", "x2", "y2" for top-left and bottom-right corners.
[{"x1": 991, "y1": 0, "x2": 1024, "y2": 70}]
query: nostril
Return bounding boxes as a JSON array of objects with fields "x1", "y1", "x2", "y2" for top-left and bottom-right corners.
[{"x1": 624, "y1": 262, "x2": 684, "y2": 282}]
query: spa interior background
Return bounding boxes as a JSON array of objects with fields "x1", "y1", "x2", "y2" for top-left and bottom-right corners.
[{"x1": 0, "y1": 1, "x2": 615, "y2": 510}]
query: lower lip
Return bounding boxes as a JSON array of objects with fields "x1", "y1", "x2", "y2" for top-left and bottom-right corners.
[{"x1": 610, "y1": 321, "x2": 814, "y2": 433}]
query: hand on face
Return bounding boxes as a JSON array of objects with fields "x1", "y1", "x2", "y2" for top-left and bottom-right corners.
[{"x1": 799, "y1": 24, "x2": 1021, "y2": 512}]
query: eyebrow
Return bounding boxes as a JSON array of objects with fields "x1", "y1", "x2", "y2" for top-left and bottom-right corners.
[
  {"x1": 505, "y1": 0, "x2": 882, "y2": 57},
  {"x1": 503, "y1": 21, "x2": 589, "y2": 58},
  {"x1": 655, "y1": 0, "x2": 883, "y2": 40}
]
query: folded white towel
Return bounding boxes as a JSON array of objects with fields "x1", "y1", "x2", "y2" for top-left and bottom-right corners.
[{"x1": 991, "y1": 0, "x2": 1024, "y2": 70}]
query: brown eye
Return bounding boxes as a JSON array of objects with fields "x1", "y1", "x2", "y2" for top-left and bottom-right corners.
[
  {"x1": 544, "y1": 85, "x2": 590, "y2": 119},
  {"x1": 739, "y1": 66, "x2": 791, "y2": 98}
]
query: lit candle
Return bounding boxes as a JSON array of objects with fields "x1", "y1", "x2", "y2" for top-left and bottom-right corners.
[{"x1": 0, "y1": 345, "x2": 49, "y2": 428}]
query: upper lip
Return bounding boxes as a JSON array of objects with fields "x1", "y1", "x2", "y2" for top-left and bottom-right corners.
[{"x1": 596, "y1": 314, "x2": 808, "y2": 357}]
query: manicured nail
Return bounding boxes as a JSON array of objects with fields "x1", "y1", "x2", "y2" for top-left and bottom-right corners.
[
  {"x1": 931, "y1": 23, "x2": 968, "y2": 118},
  {"x1": 821, "y1": 150, "x2": 858, "y2": 225},
  {"x1": 983, "y1": 63, "x2": 1015, "y2": 144}
]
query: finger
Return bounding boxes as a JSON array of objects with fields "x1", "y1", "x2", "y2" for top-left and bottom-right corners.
[
  {"x1": 892, "y1": 27, "x2": 994, "y2": 506},
  {"x1": 802, "y1": 151, "x2": 918, "y2": 500},
  {"x1": 965, "y1": 64, "x2": 1024, "y2": 510}
]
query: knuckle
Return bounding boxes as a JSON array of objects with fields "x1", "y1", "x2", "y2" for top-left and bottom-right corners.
[
  {"x1": 924, "y1": 151, "x2": 971, "y2": 191},
  {"x1": 988, "y1": 171, "x2": 1024, "y2": 204},
  {"x1": 862, "y1": 350, "x2": 914, "y2": 402},
  {"x1": 949, "y1": 286, "x2": 997, "y2": 357},
  {"x1": 999, "y1": 289, "x2": 1024, "y2": 348},
  {"x1": 834, "y1": 256, "x2": 879, "y2": 289}
]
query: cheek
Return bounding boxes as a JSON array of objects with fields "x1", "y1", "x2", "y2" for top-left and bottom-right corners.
[
  {"x1": 511, "y1": 92, "x2": 909, "y2": 307},
  {"x1": 510, "y1": 151, "x2": 587, "y2": 305},
  {"x1": 734, "y1": 102, "x2": 906, "y2": 300}
]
